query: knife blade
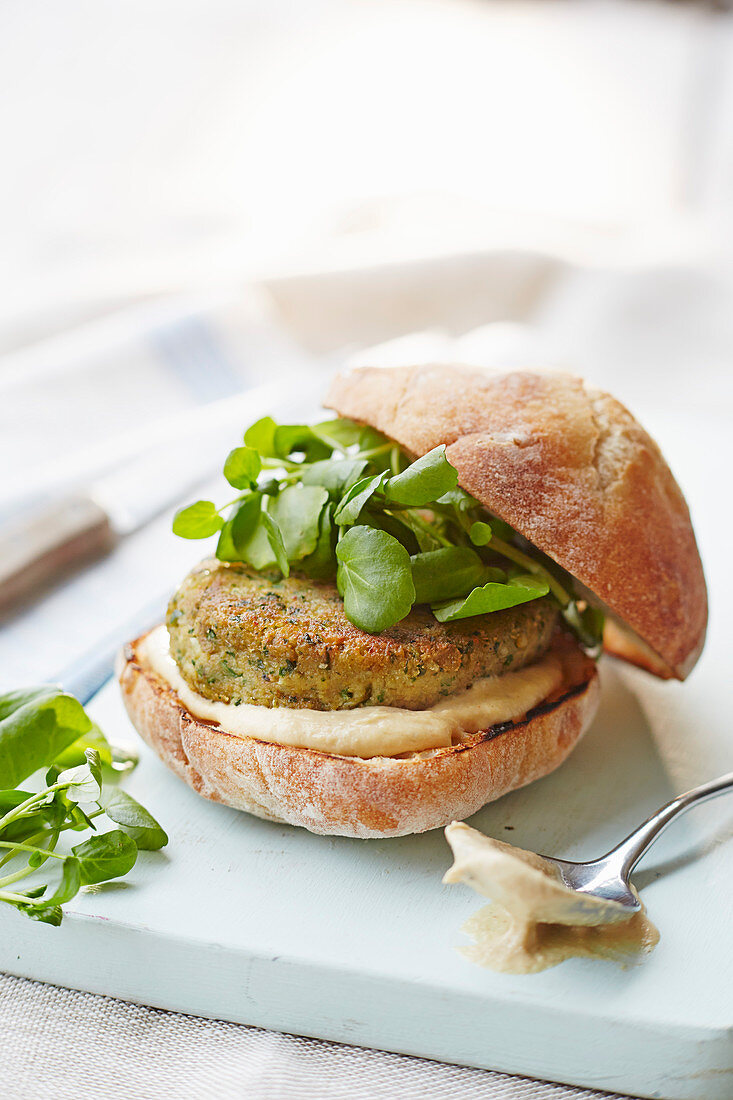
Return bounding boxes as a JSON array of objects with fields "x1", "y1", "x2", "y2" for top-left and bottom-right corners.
[{"x1": 0, "y1": 371, "x2": 324, "y2": 617}]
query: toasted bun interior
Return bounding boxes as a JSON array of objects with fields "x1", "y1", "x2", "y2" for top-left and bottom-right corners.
[
  {"x1": 326, "y1": 364, "x2": 707, "y2": 680},
  {"x1": 118, "y1": 631, "x2": 599, "y2": 839}
]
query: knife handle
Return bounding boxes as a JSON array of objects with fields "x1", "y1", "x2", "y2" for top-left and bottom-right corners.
[{"x1": 0, "y1": 494, "x2": 117, "y2": 618}]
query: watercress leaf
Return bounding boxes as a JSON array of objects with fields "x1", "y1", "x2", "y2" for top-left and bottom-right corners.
[
  {"x1": 45, "y1": 764, "x2": 61, "y2": 786},
  {"x1": 53, "y1": 722, "x2": 113, "y2": 770},
  {"x1": 410, "y1": 517, "x2": 445, "y2": 553},
  {"x1": 0, "y1": 691, "x2": 90, "y2": 789},
  {"x1": 435, "y1": 487, "x2": 474, "y2": 511},
  {"x1": 216, "y1": 494, "x2": 261, "y2": 561},
  {"x1": 235, "y1": 513, "x2": 274, "y2": 570},
  {"x1": 506, "y1": 573, "x2": 551, "y2": 595},
  {"x1": 23, "y1": 885, "x2": 48, "y2": 900},
  {"x1": 333, "y1": 474, "x2": 386, "y2": 526},
  {"x1": 310, "y1": 418, "x2": 364, "y2": 450},
  {"x1": 261, "y1": 511, "x2": 289, "y2": 576},
  {"x1": 223, "y1": 446, "x2": 261, "y2": 490},
  {"x1": 268, "y1": 486, "x2": 329, "y2": 562},
  {"x1": 68, "y1": 803, "x2": 98, "y2": 831},
  {"x1": 244, "y1": 415, "x2": 278, "y2": 455},
  {"x1": 102, "y1": 789, "x2": 168, "y2": 851},
  {"x1": 39, "y1": 855, "x2": 83, "y2": 907},
  {"x1": 358, "y1": 425, "x2": 391, "y2": 453},
  {"x1": 299, "y1": 504, "x2": 336, "y2": 580},
  {"x1": 0, "y1": 790, "x2": 66, "y2": 842},
  {"x1": 230, "y1": 497, "x2": 288, "y2": 573},
  {"x1": 231, "y1": 493, "x2": 263, "y2": 546},
  {"x1": 336, "y1": 526, "x2": 415, "y2": 633},
  {"x1": 0, "y1": 788, "x2": 33, "y2": 812},
  {"x1": 0, "y1": 686, "x2": 58, "y2": 721},
  {"x1": 483, "y1": 567, "x2": 509, "y2": 584},
  {"x1": 25, "y1": 905, "x2": 63, "y2": 926},
  {"x1": 431, "y1": 574, "x2": 550, "y2": 623},
  {"x1": 469, "y1": 521, "x2": 492, "y2": 546},
  {"x1": 172, "y1": 501, "x2": 223, "y2": 539},
  {"x1": 273, "y1": 425, "x2": 331, "y2": 462},
  {"x1": 216, "y1": 520, "x2": 238, "y2": 562},
  {"x1": 301, "y1": 458, "x2": 368, "y2": 496},
  {"x1": 56, "y1": 754, "x2": 102, "y2": 805},
  {"x1": 1, "y1": 816, "x2": 49, "y2": 844},
  {"x1": 85, "y1": 748, "x2": 102, "y2": 786},
  {"x1": 258, "y1": 477, "x2": 280, "y2": 496},
  {"x1": 384, "y1": 446, "x2": 458, "y2": 507},
  {"x1": 364, "y1": 509, "x2": 420, "y2": 555},
  {"x1": 489, "y1": 516, "x2": 517, "y2": 541},
  {"x1": 410, "y1": 547, "x2": 488, "y2": 604},
  {"x1": 72, "y1": 830, "x2": 138, "y2": 885},
  {"x1": 562, "y1": 602, "x2": 605, "y2": 650}
]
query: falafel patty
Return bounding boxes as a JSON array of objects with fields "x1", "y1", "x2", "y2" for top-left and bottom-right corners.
[{"x1": 167, "y1": 559, "x2": 559, "y2": 711}]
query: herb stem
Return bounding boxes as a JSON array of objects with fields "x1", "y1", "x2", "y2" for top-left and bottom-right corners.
[
  {"x1": 489, "y1": 536, "x2": 571, "y2": 605},
  {"x1": 0, "y1": 781, "x2": 75, "y2": 834},
  {"x1": 389, "y1": 445, "x2": 401, "y2": 477},
  {"x1": 0, "y1": 828, "x2": 55, "y2": 869},
  {"x1": 397, "y1": 510, "x2": 452, "y2": 548},
  {"x1": 0, "y1": 841, "x2": 65, "y2": 860},
  {"x1": 0, "y1": 791, "x2": 48, "y2": 833},
  {"x1": 0, "y1": 888, "x2": 39, "y2": 904},
  {"x1": 357, "y1": 443, "x2": 393, "y2": 460},
  {"x1": 260, "y1": 457, "x2": 301, "y2": 472},
  {"x1": 0, "y1": 864, "x2": 36, "y2": 889},
  {"x1": 218, "y1": 491, "x2": 252, "y2": 512}
]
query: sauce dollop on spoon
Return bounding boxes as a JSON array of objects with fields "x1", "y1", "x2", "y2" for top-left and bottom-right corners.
[{"x1": 444, "y1": 822, "x2": 659, "y2": 974}]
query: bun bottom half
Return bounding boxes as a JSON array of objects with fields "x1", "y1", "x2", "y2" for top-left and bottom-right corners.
[{"x1": 117, "y1": 632, "x2": 600, "y2": 839}]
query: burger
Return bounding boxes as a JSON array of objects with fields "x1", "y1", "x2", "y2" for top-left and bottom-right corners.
[{"x1": 118, "y1": 365, "x2": 707, "y2": 838}]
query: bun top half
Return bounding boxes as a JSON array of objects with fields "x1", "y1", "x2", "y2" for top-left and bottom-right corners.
[{"x1": 326, "y1": 364, "x2": 707, "y2": 680}]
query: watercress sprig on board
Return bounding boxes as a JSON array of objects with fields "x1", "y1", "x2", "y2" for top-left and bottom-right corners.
[
  {"x1": 173, "y1": 417, "x2": 603, "y2": 647},
  {"x1": 0, "y1": 687, "x2": 167, "y2": 926}
]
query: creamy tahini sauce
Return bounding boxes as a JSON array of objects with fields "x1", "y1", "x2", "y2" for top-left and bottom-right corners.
[
  {"x1": 141, "y1": 625, "x2": 563, "y2": 759},
  {"x1": 444, "y1": 822, "x2": 659, "y2": 974}
]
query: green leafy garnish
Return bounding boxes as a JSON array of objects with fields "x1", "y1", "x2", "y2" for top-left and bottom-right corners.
[
  {"x1": 336, "y1": 526, "x2": 415, "y2": 633},
  {"x1": 71, "y1": 830, "x2": 138, "y2": 885},
  {"x1": 333, "y1": 474, "x2": 386, "y2": 526},
  {"x1": 383, "y1": 445, "x2": 457, "y2": 506},
  {"x1": 301, "y1": 457, "x2": 367, "y2": 495},
  {"x1": 0, "y1": 689, "x2": 90, "y2": 790},
  {"x1": 410, "y1": 547, "x2": 494, "y2": 605},
  {"x1": 223, "y1": 446, "x2": 261, "y2": 490},
  {"x1": 171, "y1": 415, "x2": 605, "y2": 646},
  {"x1": 269, "y1": 486, "x2": 329, "y2": 561},
  {"x1": 172, "y1": 501, "x2": 223, "y2": 539},
  {"x1": 0, "y1": 690, "x2": 167, "y2": 927},
  {"x1": 432, "y1": 574, "x2": 550, "y2": 623},
  {"x1": 102, "y1": 789, "x2": 169, "y2": 851}
]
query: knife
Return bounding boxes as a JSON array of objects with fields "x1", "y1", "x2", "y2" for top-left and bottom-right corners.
[{"x1": 0, "y1": 372, "x2": 324, "y2": 617}]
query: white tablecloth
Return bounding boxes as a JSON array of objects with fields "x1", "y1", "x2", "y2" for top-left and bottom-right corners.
[{"x1": 2, "y1": 971, "x2": 625, "y2": 1100}]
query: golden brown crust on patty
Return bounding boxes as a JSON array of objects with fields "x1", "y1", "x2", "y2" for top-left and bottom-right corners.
[
  {"x1": 118, "y1": 630, "x2": 599, "y2": 838},
  {"x1": 326, "y1": 364, "x2": 707, "y2": 680},
  {"x1": 167, "y1": 560, "x2": 558, "y2": 710}
]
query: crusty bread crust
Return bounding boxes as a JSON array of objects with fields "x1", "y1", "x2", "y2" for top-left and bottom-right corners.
[
  {"x1": 326, "y1": 364, "x2": 707, "y2": 680},
  {"x1": 118, "y1": 631, "x2": 599, "y2": 839}
]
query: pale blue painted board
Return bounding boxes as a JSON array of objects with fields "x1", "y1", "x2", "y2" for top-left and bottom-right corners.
[{"x1": 0, "y1": 661, "x2": 730, "y2": 1100}]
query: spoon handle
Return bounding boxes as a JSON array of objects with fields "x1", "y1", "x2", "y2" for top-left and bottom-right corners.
[{"x1": 607, "y1": 771, "x2": 733, "y2": 879}]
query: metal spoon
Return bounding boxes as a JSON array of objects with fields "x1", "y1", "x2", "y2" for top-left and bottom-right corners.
[{"x1": 542, "y1": 771, "x2": 733, "y2": 924}]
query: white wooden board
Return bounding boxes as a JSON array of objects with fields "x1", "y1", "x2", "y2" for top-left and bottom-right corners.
[{"x1": 0, "y1": 659, "x2": 730, "y2": 1099}]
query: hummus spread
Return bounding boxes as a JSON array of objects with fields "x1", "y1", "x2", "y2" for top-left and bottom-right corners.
[
  {"x1": 444, "y1": 822, "x2": 659, "y2": 973},
  {"x1": 141, "y1": 624, "x2": 563, "y2": 760}
]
